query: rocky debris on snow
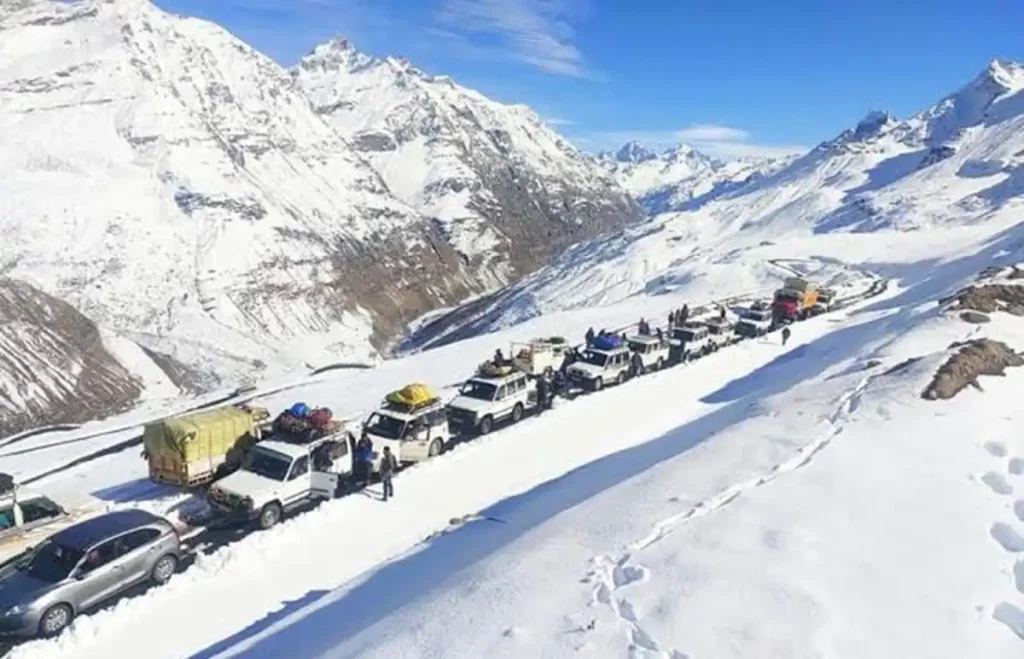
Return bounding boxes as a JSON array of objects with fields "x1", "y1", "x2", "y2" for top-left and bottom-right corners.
[
  {"x1": 941, "y1": 283, "x2": 1024, "y2": 317},
  {"x1": 0, "y1": 278, "x2": 143, "y2": 436},
  {"x1": 922, "y1": 338, "x2": 1023, "y2": 400},
  {"x1": 959, "y1": 310, "x2": 991, "y2": 323}
]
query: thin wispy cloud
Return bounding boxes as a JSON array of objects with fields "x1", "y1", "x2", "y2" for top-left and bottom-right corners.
[
  {"x1": 435, "y1": 0, "x2": 597, "y2": 78},
  {"x1": 575, "y1": 124, "x2": 807, "y2": 160}
]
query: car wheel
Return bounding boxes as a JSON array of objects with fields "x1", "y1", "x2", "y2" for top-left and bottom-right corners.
[
  {"x1": 38, "y1": 604, "x2": 73, "y2": 638},
  {"x1": 258, "y1": 502, "x2": 282, "y2": 530},
  {"x1": 478, "y1": 415, "x2": 493, "y2": 435},
  {"x1": 429, "y1": 439, "x2": 443, "y2": 457},
  {"x1": 150, "y1": 554, "x2": 178, "y2": 586},
  {"x1": 655, "y1": 358, "x2": 664, "y2": 371},
  {"x1": 616, "y1": 371, "x2": 627, "y2": 385},
  {"x1": 590, "y1": 377, "x2": 603, "y2": 392},
  {"x1": 511, "y1": 403, "x2": 524, "y2": 423}
]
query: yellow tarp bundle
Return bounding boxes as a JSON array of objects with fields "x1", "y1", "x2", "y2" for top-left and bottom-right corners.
[
  {"x1": 385, "y1": 383, "x2": 437, "y2": 408},
  {"x1": 143, "y1": 407, "x2": 262, "y2": 483}
]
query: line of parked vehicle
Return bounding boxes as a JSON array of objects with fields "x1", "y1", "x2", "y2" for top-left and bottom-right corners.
[{"x1": 0, "y1": 275, "x2": 868, "y2": 643}]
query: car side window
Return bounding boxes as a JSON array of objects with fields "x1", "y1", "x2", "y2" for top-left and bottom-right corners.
[
  {"x1": 80, "y1": 539, "x2": 119, "y2": 573},
  {"x1": 289, "y1": 456, "x2": 309, "y2": 480},
  {"x1": 19, "y1": 497, "x2": 63, "y2": 524},
  {"x1": 497, "y1": 386, "x2": 507, "y2": 400},
  {"x1": 115, "y1": 528, "x2": 161, "y2": 555}
]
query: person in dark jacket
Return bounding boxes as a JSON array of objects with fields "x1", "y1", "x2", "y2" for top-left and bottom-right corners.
[
  {"x1": 379, "y1": 446, "x2": 398, "y2": 501},
  {"x1": 668, "y1": 310, "x2": 677, "y2": 328},
  {"x1": 493, "y1": 349, "x2": 505, "y2": 366},
  {"x1": 630, "y1": 351, "x2": 644, "y2": 378},
  {"x1": 656, "y1": 327, "x2": 664, "y2": 341},
  {"x1": 355, "y1": 434, "x2": 374, "y2": 487},
  {"x1": 680, "y1": 305, "x2": 689, "y2": 323},
  {"x1": 781, "y1": 326, "x2": 792, "y2": 346},
  {"x1": 719, "y1": 306, "x2": 727, "y2": 320},
  {"x1": 536, "y1": 375, "x2": 551, "y2": 413},
  {"x1": 585, "y1": 327, "x2": 595, "y2": 346}
]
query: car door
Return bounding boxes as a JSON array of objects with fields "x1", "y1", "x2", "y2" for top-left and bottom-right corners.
[
  {"x1": 74, "y1": 538, "x2": 124, "y2": 609},
  {"x1": 309, "y1": 471, "x2": 338, "y2": 500},
  {"x1": 281, "y1": 456, "x2": 311, "y2": 507},
  {"x1": 111, "y1": 528, "x2": 162, "y2": 584},
  {"x1": 400, "y1": 414, "x2": 431, "y2": 462}
]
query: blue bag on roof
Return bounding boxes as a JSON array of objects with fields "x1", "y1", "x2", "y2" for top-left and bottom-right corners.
[
  {"x1": 592, "y1": 334, "x2": 621, "y2": 351},
  {"x1": 289, "y1": 402, "x2": 310, "y2": 417}
]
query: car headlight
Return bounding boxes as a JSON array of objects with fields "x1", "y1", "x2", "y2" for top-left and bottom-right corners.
[{"x1": 4, "y1": 604, "x2": 27, "y2": 617}]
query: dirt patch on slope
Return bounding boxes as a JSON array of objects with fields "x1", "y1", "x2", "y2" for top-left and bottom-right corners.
[
  {"x1": 943, "y1": 284, "x2": 1024, "y2": 316},
  {"x1": 922, "y1": 338, "x2": 1023, "y2": 400}
]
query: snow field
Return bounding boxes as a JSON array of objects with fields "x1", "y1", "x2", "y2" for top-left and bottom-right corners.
[{"x1": 7, "y1": 281, "x2": 881, "y2": 659}]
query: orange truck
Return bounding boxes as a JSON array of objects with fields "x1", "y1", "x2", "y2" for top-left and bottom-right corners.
[{"x1": 771, "y1": 277, "x2": 820, "y2": 322}]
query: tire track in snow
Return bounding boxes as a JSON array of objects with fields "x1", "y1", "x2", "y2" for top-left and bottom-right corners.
[{"x1": 578, "y1": 376, "x2": 872, "y2": 658}]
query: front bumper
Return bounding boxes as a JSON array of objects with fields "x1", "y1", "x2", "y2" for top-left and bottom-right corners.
[
  {"x1": 208, "y1": 498, "x2": 257, "y2": 522},
  {"x1": 446, "y1": 408, "x2": 478, "y2": 432},
  {"x1": 0, "y1": 610, "x2": 42, "y2": 639}
]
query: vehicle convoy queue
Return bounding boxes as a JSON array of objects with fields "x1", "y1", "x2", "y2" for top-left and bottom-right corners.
[{"x1": 0, "y1": 276, "x2": 838, "y2": 642}]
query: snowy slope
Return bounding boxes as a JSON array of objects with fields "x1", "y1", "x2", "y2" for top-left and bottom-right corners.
[
  {"x1": 292, "y1": 38, "x2": 642, "y2": 285},
  {"x1": 411, "y1": 59, "x2": 1024, "y2": 344},
  {"x1": 10, "y1": 231, "x2": 1024, "y2": 658},
  {"x1": 598, "y1": 141, "x2": 792, "y2": 214}
]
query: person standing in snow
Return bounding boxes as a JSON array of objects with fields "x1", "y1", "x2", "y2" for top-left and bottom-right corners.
[
  {"x1": 630, "y1": 351, "x2": 644, "y2": 378},
  {"x1": 719, "y1": 306, "x2": 727, "y2": 320},
  {"x1": 585, "y1": 327, "x2": 595, "y2": 346},
  {"x1": 379, "y1": 446, "x2": 397, "y2": 501},
  {"x1": 781, "y1": 326, "x2": 792, "y2": 346},
  {"x1": 668, "y1": 310, "x2": 676, "y2": 328},
  {"x1": 355, "y1": 433, "x2": 374, "y2": 487},
  {"x1": 536, "y1": 375, "x2": 551, "y2": 414},
  {"x1": 680, "y1": 304, "x2": 689, "y2": 323}
]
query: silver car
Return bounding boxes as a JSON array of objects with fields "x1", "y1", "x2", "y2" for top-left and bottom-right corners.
[{"x1": 0, "y1": 509, "x2": 182, "y2": 639}]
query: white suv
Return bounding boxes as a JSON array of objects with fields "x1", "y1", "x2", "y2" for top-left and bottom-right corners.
[
  {"x1": 668, "y1": 324, "x2": 713, "y2": 363},
  {"x1": 446, "y1": 371, "x2": 537, "y2": 436},
  {"x1": 626, "y1": 334, "x2": 670, "y2": 372},
  {"x1": 565, "y1": 346, "x2": 633, "y2": 391},
  {"x1": 703, "y1": 317, "x2": 735, "y2": 350},
  {"x1": 362, "y1": 400, "x2": 451, "y2": 466},
  {"x1": 735, "y1": 307, "x2": 773, "y2": 338},
  {"x1": 208, "y1": 438, "x2": 350, "y2": 530}
]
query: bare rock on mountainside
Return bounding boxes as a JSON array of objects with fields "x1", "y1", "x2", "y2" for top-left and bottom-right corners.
[
  {"x1": 0, "y1": 279, "x2": 143, "y2": 435},
  {"x1": 944, "y1": 284, "x2": 1024, "y2": 316},
  {"x1": 0, "y1": 0, "x2": 638, "y2": 430},
  {"x1": 922, "y1": 338, "x2": 1023, "y2": 400},
  {"x1": 959, "y1": 310, "x2": 991, "y2": 324},
  {"x1": 293, "y1": 38, "x2": 642, "y2": 282}
]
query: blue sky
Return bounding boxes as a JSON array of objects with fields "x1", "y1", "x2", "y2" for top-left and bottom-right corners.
[{"x1": 156, "y1": 0, "x2": 1024, "y2": 158}]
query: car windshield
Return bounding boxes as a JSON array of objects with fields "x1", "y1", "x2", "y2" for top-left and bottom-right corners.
[
  {"x1": 364, "y1": 412, "x2": 407, "y2": 440},
  {"x1": 580, "y1": 350, "x2": 609, "y2": 366},
  {"x1": 23, "y1": 540, "x2": 83, "y2": 582},
  {"x1": 460, "y1": 380, "x2": 497, "y2": 401},
  {"x1": 242, "y1": 447, "x2": 292, "y2": 481},
  {"x1": 673, "y1": 329, "x2": 697, "y2": 342},
  {"x1": 627, "y1": 341, "x2": 647, "y2": 352}
]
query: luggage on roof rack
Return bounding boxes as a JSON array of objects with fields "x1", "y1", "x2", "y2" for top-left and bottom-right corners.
[
  {"x1": 385, "y1": 383, "x2": 438, "y2": 411},
  {"x1": 591, "y1": 334, "x2": 622, "y2": 351},
  {"x1": 477, "y1": 361, "x2": 516, "y2": 377}
]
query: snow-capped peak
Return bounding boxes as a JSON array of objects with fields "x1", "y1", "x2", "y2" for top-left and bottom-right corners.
[
  {"x1": 615, "y1": 141, "x2": 657, "y2": 163},
  {"x1": 852, "y1": 110, "x2": 897, "y2": 140},
  {"x1": 976, "y1": 58, "x2": 1024, "y2": 95},
  {"x1": 297, "y1": 36, "x2": 375, "y2": 73}
]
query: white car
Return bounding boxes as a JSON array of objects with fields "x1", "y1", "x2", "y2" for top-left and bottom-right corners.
[
  {"x1": 362, "y1": 399, "x2": 451, "y2": 466},
  {"x1": 207, "y1": 437, "x2": 350, "y2": 530},
  {"x1": 446, "y1": 371, "x2": 537, "y2": 435},
  {"x1": 735, "y1": 308, "x2": 773, "y2": 338},
  {"x1": 0, "y1": 485, "x2": 94, "y2": 566},
  {"x1": 625, "y1": 334, "x2": 670, "y2": 372},
  {"x1": 565, "y1": 346, "x2": 633, "y2": 391},
  {"x1": 668, "y1": 324, "x2": 713, "y2": 363},
  {"x1": 703, "y1": 317, "x2": 736, "y2": 350}
]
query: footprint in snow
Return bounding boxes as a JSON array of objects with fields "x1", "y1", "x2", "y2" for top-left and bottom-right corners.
[
  {"x1": 612, "y1": 564, "x2": 649, "y2": 588},
  {"x1": 982, "y1": 471, "x2": 1014, "y2": 495},
  {"x1": 985, "y1": 441, "x2": 1009, "y2": 458},
  {"x1": 1015, "y1": 559, "x2": 1024, "y2": 595},
  {"x1": 991, "y1": 522, "x2": 1024, "y2": 552},
  {"x1": 993, "y1": 602, "x2": 1024, "y2": 641},
  {"x1": 1016, "y1": 500, "x2": 1024, "y2": 524},
  {"x1": 629, "y1": 626, "x2": 660, "y2": 652},
  {"x1": 1010, "y1": 457, "x2": 1024, "y2": 476}
]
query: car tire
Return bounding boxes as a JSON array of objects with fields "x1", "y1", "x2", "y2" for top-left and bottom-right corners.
[
  {"x1": 616, "y1": 371, "x2": 627, "y2": 385},
  {"x1": 590, "y1": 377, "x2": 603, "y2": 392},
  {"x1": 511, "y1": 403, "x2": 524, "y2": 423},
  {"x1": 655, "y1": 358, "x2": 664, "y2": 371},
  {"x1": 429, "y1": 438, "x2": 443, "y2": 457},
  {"x1": 38, "y1": 603, "x2": 73, "y2": 638},
  {"x1": 150, "y1": 554, "x2": 178, "y2": 586},
  {"x1": 478, "y1": 415, "x2": 493, "y2": 435},
  {"x1": 258, "y1": 502, "x2": 282, "y2": 530}
]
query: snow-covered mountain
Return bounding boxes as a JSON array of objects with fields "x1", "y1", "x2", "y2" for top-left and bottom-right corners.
[
  {"x1": 409, "y1": 59, "x2": 1024, "y2": 346},
  {"x1": 292, "y1": 38, "x2": 641, "y2": 285},
  {"x1": 599, "y1": 141, "x2": 792, "y2": 214},
  {"x1": 0, "y1": 0, "x2": 638, "y2": 435}
]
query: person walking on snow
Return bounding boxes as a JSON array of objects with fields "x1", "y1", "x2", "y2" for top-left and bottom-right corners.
[
  {"x1": 379, "y1": 446, "x2": 398, "y2": 501},
  {"x1": 781, "y1": 326, "x2": 792, "y2": 346},
  {"x1": 536, "y1": 374, "x2": 551, "y2": 413}
]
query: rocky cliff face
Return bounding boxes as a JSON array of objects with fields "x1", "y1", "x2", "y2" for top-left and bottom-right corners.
[
  {"x1": 0, "y1": 279, "x2": 143, "y2": 435},
  {"x1": 0, "y1": 0, "x2": 639, "y2": 432},
  {"x1": 292, "y1": 38, "x2": 642, "y2": 285}
]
